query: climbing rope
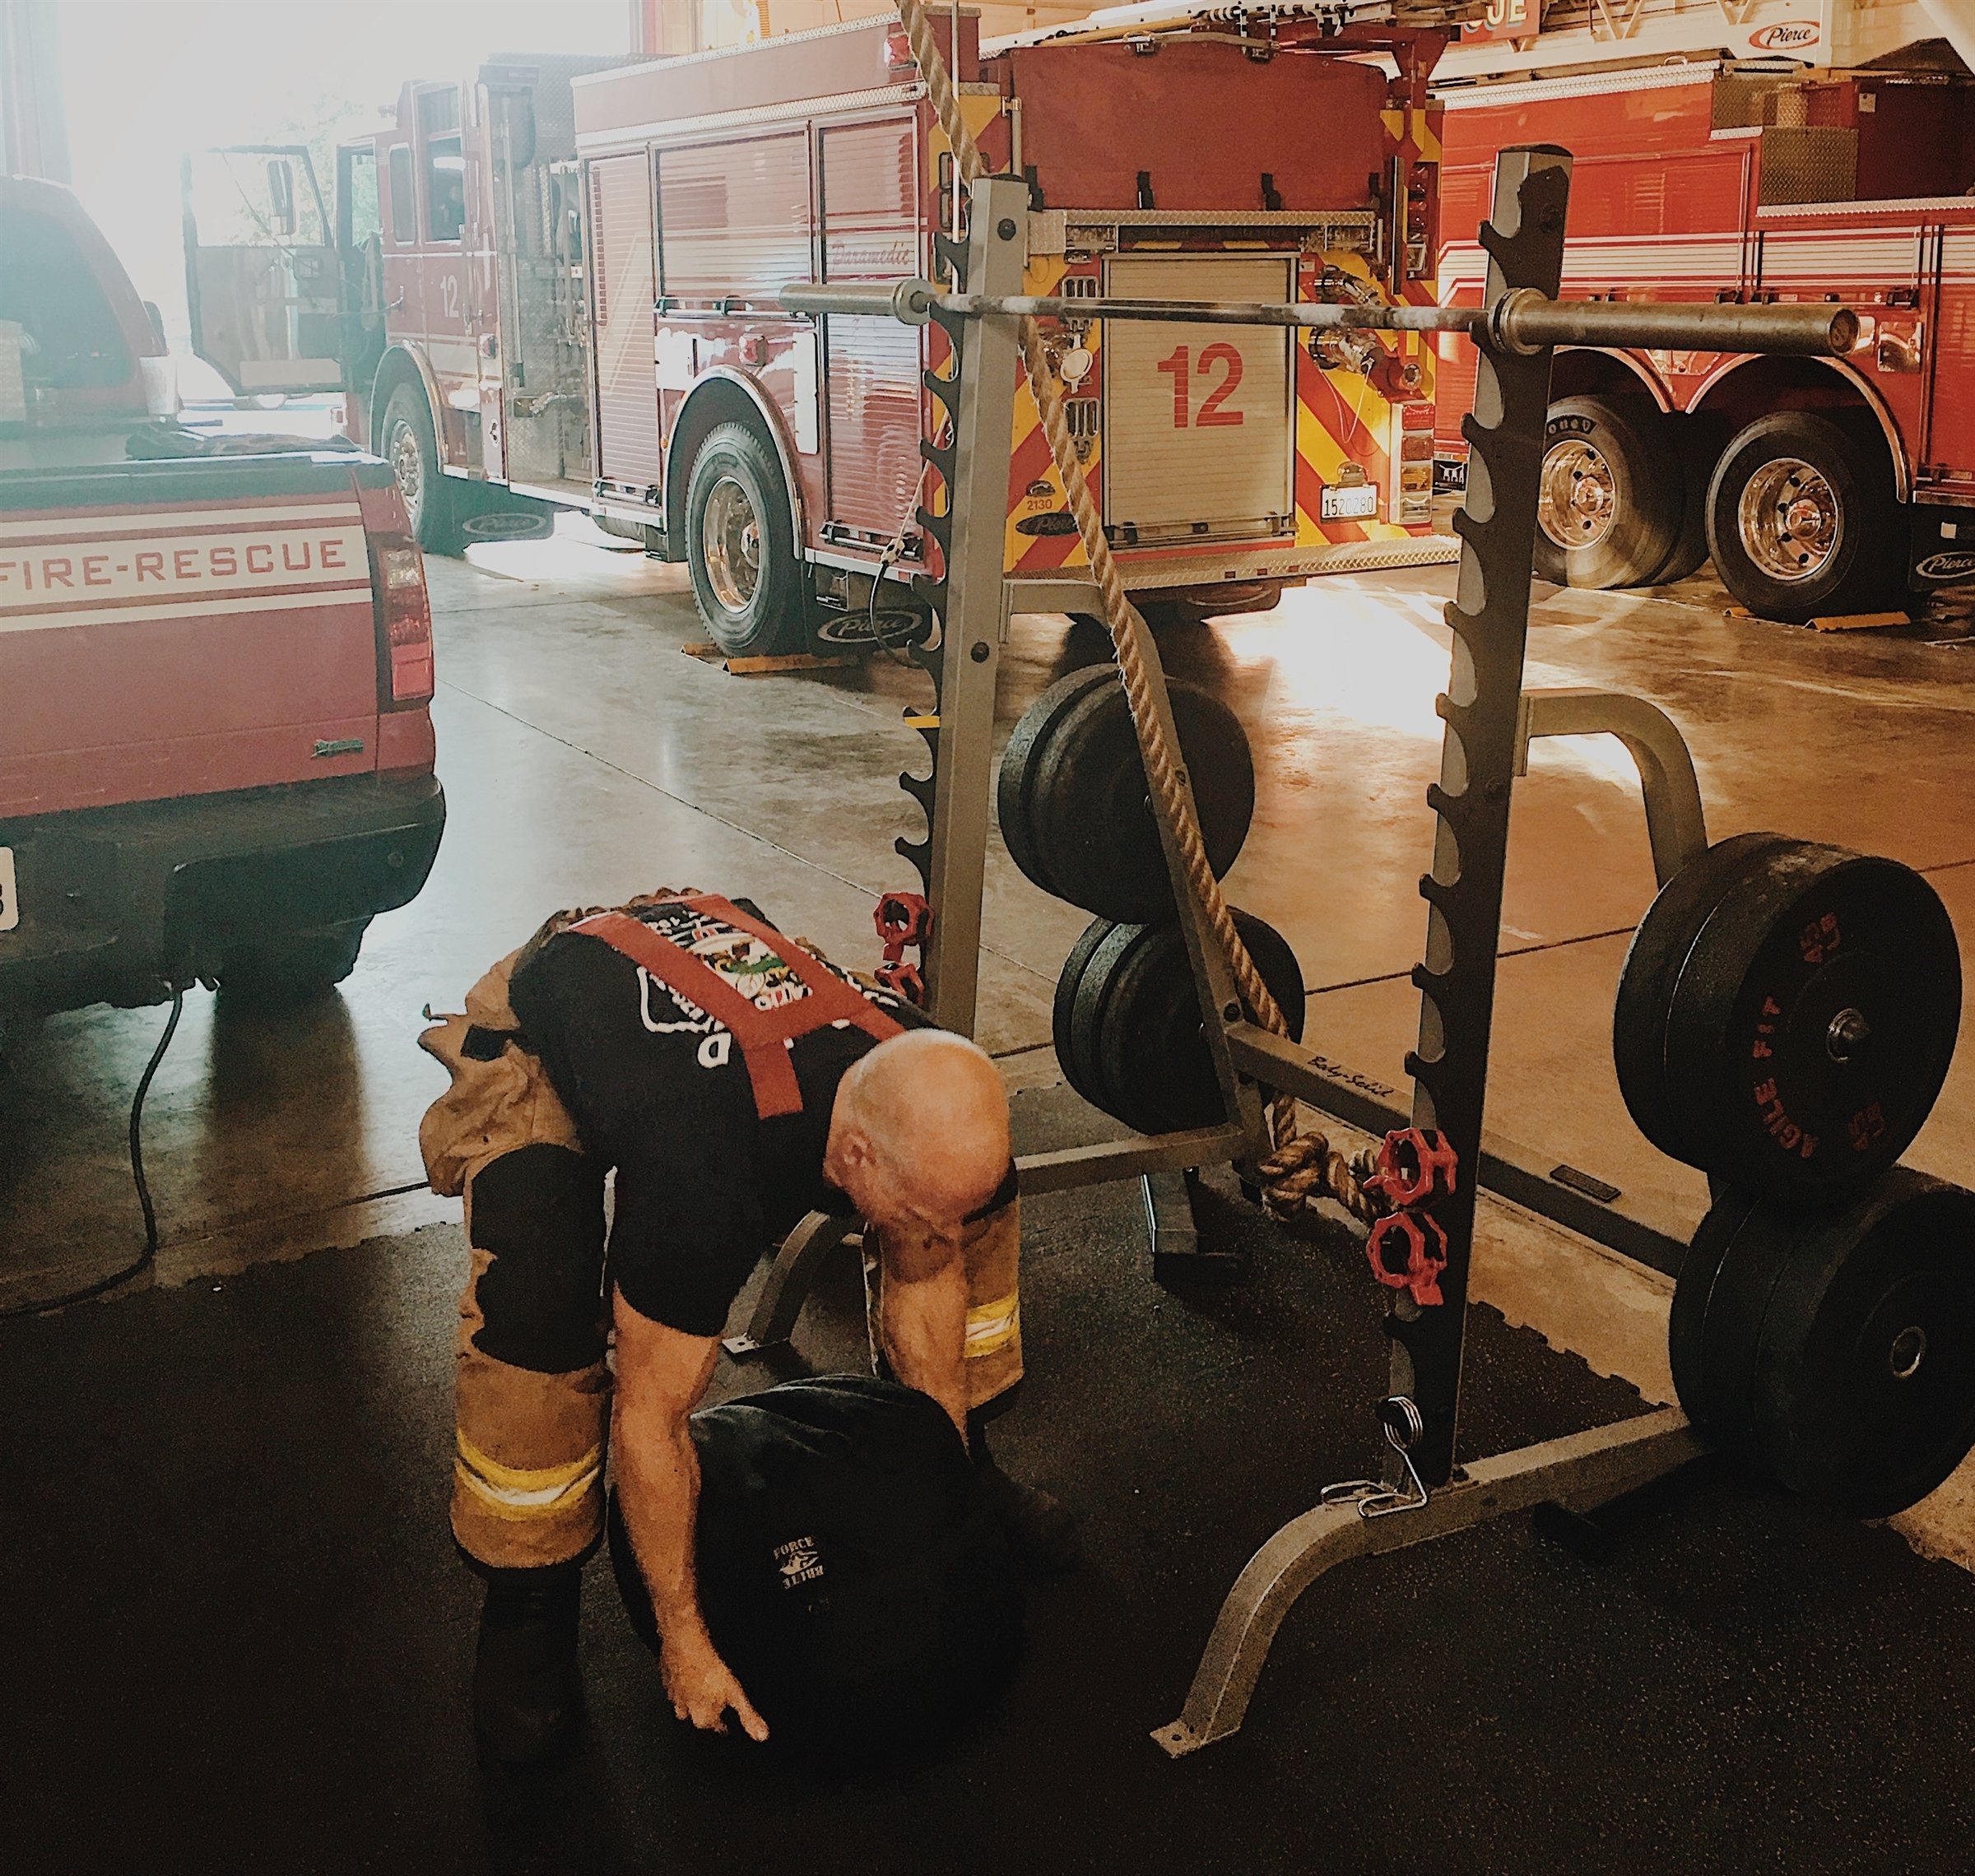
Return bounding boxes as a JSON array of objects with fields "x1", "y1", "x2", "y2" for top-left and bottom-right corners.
[{"x1": 894, "y1": 0, "x2": 1384, "y2": 1227}]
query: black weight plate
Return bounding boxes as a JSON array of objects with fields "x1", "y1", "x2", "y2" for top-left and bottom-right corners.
[
  {"x1": 1614, "y1": 832, "x2": 1795, "y2": 1164},
  {"x1": 1067, "y1": 921, "x2": 1156, "y2": 1123},
  {"x1": 1667, "y1": 843, "x2": 1961, "y2": 1205},
  {"x1": 1051, "y1": 915, "x2": 1119, "y2": 1114},
  {"x1": 997, "y1": 665, "x2": 1115, "y2": 900},
  {"x1": 1027, "y1": 677, "x2": 1256, "y2": 926},
  {"x1": 1093, "y1": 910, "x2": 1305, "y2": 1137},
  {"x1": 1696, "y1": 1195, "x2": 1810, "y2": 1472},
  {"x1": 1667, "y1": 1184, "x2": 1761, "y2": 1437},
  {"x1": 1754, "y1": 1168, "x2": 1975, "y2": 1519}
]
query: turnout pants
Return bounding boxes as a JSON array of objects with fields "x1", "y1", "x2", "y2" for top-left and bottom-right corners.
[{"x1": 420, "y1": 948, "x2": 1023, "y2": 1573}]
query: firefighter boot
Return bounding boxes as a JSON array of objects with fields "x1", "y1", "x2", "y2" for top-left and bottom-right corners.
[
  {"x1": 971, "y1": 1423, "x2": 1082, "y2": 1575},
  {"x1": 475, "y1": 1563, "x2": 584, "y2": 1763}
]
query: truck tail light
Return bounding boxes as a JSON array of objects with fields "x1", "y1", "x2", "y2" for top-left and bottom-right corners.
[{"x1": 374, "y1": 537, "x2": 434, "y2": 706}]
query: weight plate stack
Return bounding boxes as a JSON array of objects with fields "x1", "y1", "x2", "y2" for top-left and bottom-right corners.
[
  {"x1": 997, "y1": 666, "x2": 1114, "y2": 901},
  {"x1": 1051, "y1": 916, "x2": 1134, "y2": 1116},
  {"x1": 1615, "y1": 835, "x2": 1961, "y2": 1206},
  {"x1": 998, "y1": 668, "x2": 1255, "y2": 923},
  {"x1": 1051, "y1": 908, "x2": 1304, "y2": 1135},
  {"x1": 1672, "y1": 1171, "x2": 1975, "y2": 1518}
]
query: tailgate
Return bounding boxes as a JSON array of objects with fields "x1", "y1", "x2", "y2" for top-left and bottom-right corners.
[{"x1": 0, "y1": 455, "x2": 385, "y2": 819}]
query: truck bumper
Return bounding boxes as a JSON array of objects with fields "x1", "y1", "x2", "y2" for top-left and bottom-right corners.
[{"x1": 0, "y1": 771, "x2": 445, "y2": 1019}]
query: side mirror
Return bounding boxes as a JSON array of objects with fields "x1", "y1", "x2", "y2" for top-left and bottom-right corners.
[
  {"x1": 491, "y1": 91, "x2": 537, "y2": 171},
  {"x1": 142, "y1": 300, "x2": 168, "y2": 351},
  {"x1": 267, "y1": 159, "x2": 296, "y2": 236}
]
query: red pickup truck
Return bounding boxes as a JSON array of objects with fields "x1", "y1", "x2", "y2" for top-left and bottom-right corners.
[{"x1": 0, "y1": 176, "x2": 445, "y2": 1037}]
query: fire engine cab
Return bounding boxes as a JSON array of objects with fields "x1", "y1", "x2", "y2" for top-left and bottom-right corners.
[
  {"x1": 1433, "y1": 0, "x2": 1975, "y2": 623},
  {"x1": 184, "y1": 55, "x2": 628, "y2": 553},
  {"x1": 569, "y1": 1, "x2": 1456, "y2": 654}
]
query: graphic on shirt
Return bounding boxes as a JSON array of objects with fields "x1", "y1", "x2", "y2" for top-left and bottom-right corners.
[
  {"x1": 774, "y1": 1534, "x2": 825, "y2": 1589},
  {"x1": 626, "y1": 899, "x2": 902, "y2": 1069}
]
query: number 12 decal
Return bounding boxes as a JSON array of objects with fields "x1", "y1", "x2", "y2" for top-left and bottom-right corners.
[{"x1": 1155, "y1": 342, "x2": 1244, "y2": 430}]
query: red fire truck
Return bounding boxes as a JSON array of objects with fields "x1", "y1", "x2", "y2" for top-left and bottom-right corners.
[
  {"x1": 569, "y1": 4, "x2": 1457, "y2": 653},
  {"x1": 184, "y1": 54, "x2": 627, "y2": 554},
  {"x1": 1433, "y1": 5, "x2": 1975, "y2": 622}
]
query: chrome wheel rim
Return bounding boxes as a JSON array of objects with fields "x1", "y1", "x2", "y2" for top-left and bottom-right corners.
[
  {"x1": 703, "y1": 476, "x2": 761, "y2": 614},
  {"x1": 1739, "y1": 456, "x2": 1841, "y2": 584},
  {"x1": 390, "y1": 420, "x2": 425, "y2": 525},
  {"x1": 1537, "y1": 439, "x2": 1618, "y2": 551}
]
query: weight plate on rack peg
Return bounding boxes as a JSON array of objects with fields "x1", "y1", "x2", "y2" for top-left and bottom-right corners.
[
  {"x1": 997, "y1": 666, "x2": 1115, "y2": 902},
  {"x1": 1056, "y1": 917, "x2": 1137, "y2": 1117},
  {"x1": 1062, "y1": 908, "x2": 1303, "y2": 1136},
  {"x1": 1673, "y1": 1171, "x2": 1975, "y2": 1518},
  {"x1": 1615, "y1": 836, "x2": 1960, "y2": 1205},
  {"x1": 1001, "y1": 671, "x2": 1254, "y2": 923}
]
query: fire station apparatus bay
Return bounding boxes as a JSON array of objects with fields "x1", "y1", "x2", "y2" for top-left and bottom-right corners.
[{"x1": 10, "y1": 529, "x2": 1975, "y2": 1868}]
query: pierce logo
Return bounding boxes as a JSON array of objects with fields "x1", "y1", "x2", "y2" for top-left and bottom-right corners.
[
  {"x1": 1750, "y1": 21, "x2": 1819, "y2": 51},
  {"x1": 1918, "y1": 550, "x2": 1975, "y2": 582}
]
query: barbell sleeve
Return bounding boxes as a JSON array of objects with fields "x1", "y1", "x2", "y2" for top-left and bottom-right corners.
[
  {"x1": 1487, "y1": 289, "x2": 1859, "y2": 359},
  {"x1": 777, "y1": 279, "x2": 940, "y2": 323}
]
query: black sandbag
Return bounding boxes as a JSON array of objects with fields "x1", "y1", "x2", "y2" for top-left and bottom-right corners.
[{"x1": 608, "y1": 1376, "x2": 1023, "y2": 1758}]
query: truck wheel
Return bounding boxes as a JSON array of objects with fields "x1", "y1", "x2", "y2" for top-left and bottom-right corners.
[
  {"x1": 212, "y1": 920, "x2": 369, "y2": 1004},
  {"x1": 1642, "y1": 410, "x2": 1717, "y2": 587},
  {"x1": 383, "y1": 383, "x2": 463, "y2": 556},
  {"x1": 684, "y1": 421, "x2": 806, "y2": 657},
  {"x1": 1705, "y1": 411, "x2": 1901, "y2": 625},
  {"x1": 1531, "y1": 397, "x2": 1682, "y2": 590}
]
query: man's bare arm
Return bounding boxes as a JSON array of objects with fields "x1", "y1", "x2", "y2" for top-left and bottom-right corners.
[
  {"x1": 876, "y1": 1228, "x2": 970, "y2": 1446},
  {"x1": 611, "y1": 1291, "x2": 769, "y2": 1741}
]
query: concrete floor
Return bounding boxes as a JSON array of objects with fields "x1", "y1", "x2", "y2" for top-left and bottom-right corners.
[
  {"x1": 7, "y1": 522, "x2": 1975, "y2": 1864},
  {"x1": 10, "y1": 525, "x2": 1975, "y2": 1303}
]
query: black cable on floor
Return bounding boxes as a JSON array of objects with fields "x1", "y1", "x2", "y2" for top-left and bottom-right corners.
[{"x1": 0, "y1": 989, "x2": 184, "y2": 1322}]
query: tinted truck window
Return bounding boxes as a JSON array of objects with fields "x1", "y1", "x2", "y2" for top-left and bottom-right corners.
[{"x1": 0, "y1": 202, "x2": 134, "y2": 390}]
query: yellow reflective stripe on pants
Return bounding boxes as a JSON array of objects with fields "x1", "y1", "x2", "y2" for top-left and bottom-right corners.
[
  {"x1": 454, "y1": 1429, "x2": 601, "y2": 1524},
  {"x1": 964, "y1": 1292, "x2": 1020, "y2": 1360}
]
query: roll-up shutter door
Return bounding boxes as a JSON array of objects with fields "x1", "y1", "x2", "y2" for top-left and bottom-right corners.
[
  {"x1": 589, "y1": 153, "x2": 662, "y2": 490},
  {"x1": 1102, "y1": 255, "x2": 1294, "y2": 541},
  {"x1": 820, "y1": 118, "x2": 922, "y2": 536},
  {"x1": 658, "y1": 133, "x2": 810, "y2": 299}
]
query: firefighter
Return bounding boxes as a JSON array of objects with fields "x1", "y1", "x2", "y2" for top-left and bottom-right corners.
[{"x1": 419, "y1": 888, "x2": 1071, "y2": 1764}]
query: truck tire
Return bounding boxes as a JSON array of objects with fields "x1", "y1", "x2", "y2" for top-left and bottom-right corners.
[
  {"x1": 1531, "y1": 397, "x2": 1683, "y2": 590},
  {"x1": 1643, "y1": 409, "x2": 1717, "y2": 587},
  {"x1": 684, "y1": 421, "x2": 806, "y2": 657},
  {"x1": 1705, "y1": 411, "x2": 1901, "y2": 625},
  {"x1": 211, "y1": 920, "x2": 369, "y2": 1004},
  {"x1": 383, "y1": 383, "x2": 464, "y2": 556}
]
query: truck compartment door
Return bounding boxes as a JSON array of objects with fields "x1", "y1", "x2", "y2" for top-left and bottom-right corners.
[
  {"x1": 588, "y1": 152, "x2": 662, "y2": 495},
  {"x1": 820, "y1": 119, "x2": 921, "y2": 538},
  {"x1": 182, "y1": 146, "x2": 346, "y2": 397},
  {"x1": 1102, "y1": 254, "x2": 1294, "y2": 543}
]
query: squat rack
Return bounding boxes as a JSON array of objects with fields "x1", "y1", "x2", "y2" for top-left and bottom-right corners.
[{"x1": 741, "y1": 153, "x2": 1856, "y2": 1754}]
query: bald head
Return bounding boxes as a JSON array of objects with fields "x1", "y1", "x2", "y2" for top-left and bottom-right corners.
[{"x1": 825, "y1": 1029, "x2": 1011, "y2": 1235}]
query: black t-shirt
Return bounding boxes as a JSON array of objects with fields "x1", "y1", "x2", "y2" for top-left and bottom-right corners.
[{"x1": 507, "y1": 897, "x2": 930, "y2": 1336}]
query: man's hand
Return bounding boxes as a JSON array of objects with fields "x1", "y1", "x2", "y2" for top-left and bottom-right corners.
[
  {"x1": 661, "y1": 1628, "x2": 769, "y2": 1741},
  {"x1": 612, "y1": 1296, "x2": 770, "y2": 1740}
]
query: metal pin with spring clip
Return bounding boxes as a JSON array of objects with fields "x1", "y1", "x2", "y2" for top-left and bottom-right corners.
[{"x1": 1319, "y1": 1396, "x2": 1429, "y2": 1521}]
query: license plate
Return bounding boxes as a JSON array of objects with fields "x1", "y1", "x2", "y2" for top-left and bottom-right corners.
[
  {"x1": 1321, "y1": 483, "x2": 1380, "y2": 521},
  {"x1": 0, "y1": 846, "x2": 16, "y2": 932}
]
